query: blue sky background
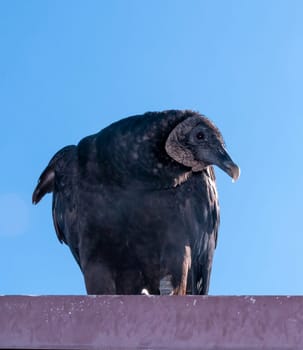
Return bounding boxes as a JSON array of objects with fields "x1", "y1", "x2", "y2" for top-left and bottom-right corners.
[{"x1": 0, "y1": 0, "x2": 302, "y2": 295}]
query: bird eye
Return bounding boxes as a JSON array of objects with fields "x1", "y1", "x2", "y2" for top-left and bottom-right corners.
[{"x1": 196, "y1": 131, "x2": 205, "y2": 140}]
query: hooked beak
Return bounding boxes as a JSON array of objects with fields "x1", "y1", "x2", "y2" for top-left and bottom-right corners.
[
  {"x1": 221, "y1": 159, "x2": 240, "y2": 182},
  {"x1": 215, "y1": 147, "x2": 240, "y2": 182}
]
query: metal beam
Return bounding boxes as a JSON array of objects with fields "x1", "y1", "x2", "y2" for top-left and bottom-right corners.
[{"x1": 0, "y1": 295, "x2": 302, "y2": 349}]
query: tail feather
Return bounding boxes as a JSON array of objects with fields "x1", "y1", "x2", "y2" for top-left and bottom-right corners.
[
  {"x1": 32, "y1": 145, "x2": 75, "y2": 204},
  {"x1": 32, "y1": 166, "x2": 55, "y2": 204}
]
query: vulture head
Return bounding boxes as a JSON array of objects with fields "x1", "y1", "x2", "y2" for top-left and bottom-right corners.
[{"x1": 165, "y1": 114, "x2": 240, "y2": 181}]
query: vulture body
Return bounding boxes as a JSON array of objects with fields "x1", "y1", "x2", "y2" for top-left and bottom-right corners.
[{"x1": 33, "y1": 110, "x2": 239, "y2": 295}]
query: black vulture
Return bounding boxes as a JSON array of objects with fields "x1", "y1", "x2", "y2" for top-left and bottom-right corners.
[{"x1": 32, "y1": 110, "x2": 239, "y2": 295}]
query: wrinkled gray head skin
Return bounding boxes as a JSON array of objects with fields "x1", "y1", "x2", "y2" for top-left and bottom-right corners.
[{"x1": 165, "y1": 114, "x2": 240, "y2": 181}]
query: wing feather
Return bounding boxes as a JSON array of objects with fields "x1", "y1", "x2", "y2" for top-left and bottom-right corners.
[{"x1": 186, "y1": 167, "x2": 220, "y2": 295}]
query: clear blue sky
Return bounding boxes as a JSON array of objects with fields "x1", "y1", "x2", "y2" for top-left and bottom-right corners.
[{"x1": 0, "y1": 0, "x2": 302, "y2": 295}]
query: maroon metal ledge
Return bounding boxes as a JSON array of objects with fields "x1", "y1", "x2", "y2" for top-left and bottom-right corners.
[{"x1": 0, "y1": 295, "x2": 303, "y2": 349}]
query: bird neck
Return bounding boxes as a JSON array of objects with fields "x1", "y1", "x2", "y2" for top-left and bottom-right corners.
[{"x1": 95, "y1": 112, "x2": 194, "y2": 189}]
